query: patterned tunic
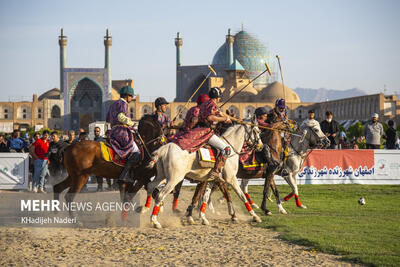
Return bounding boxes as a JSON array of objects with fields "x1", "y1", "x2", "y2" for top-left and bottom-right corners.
[
  {"x1": 266, "y1": 108, "x2": 288, "y2": 124},
  {"x1": 182, "y1": 106, "x2": 200, "y2": 132},
  {"x1": 154, "y1": 111, "x2": 170, "y2": 129},
  {"x1": 106, "y1": 99, "x2": 135, "y2": 159},
  {"x1": 169, "y1": 100, "x2": 217, "y2": 152}
]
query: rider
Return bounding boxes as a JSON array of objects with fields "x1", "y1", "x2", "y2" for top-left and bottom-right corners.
[
  {"x1": 182, "y1": 94, "x2": 210, "y2": 132},
  {"x1": 106, "y1": 86, "x2": 141, "y2": 183},
  {"x1": 154, "y1": 97, "x2": 172, "y2": 130},
  {"x1": 254, "y1": 107, "x2": 279, "y2": 172},
  {"x1": 199, "y1": 87, "x2": 233, "y2": 180},
  {"x1": 266, "y1": 98, "x2": 288, "y2": 124}
]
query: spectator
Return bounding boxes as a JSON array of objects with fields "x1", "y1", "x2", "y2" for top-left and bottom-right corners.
[
  {"x1": 384, "y1": 120, "x2": 397, "y2": 149},
  {"x1": 47, "y1": 131, "x2": 68, "y2": 178},
  {"x1": 8, "y1": 130, "x2": 27, "y2": 152},
  {"x1": 363, "y1": 113, "x2": 384, "y2": 149},
  {"x1": 320, "y1": 111, "x2": 339, "y2": 149},
  {"x1": 77, "y1": 131, "x2": 87, "y2": 142},
  {"x1": 29, "y1": 130, "x2": 50, "y2": 193},
  {"x1": 92, "y1": 127, "x2": 111, "y2": 191},
  {"x1": 302, "y1": 109, "x2": 319, "y2": 126},
  {"x1": 0, "y1": 134, "x2": 9, "y2": 152},
  {"x1": 64, "y1": 130, "x2": 75, "y2": 145}
]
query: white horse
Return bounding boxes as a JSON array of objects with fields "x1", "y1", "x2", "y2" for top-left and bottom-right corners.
[
  {"x1": 146, "y1": 122, "x2": 263, "y2": 228},
  {"x1": 236, "y1": 120, "x2": 331, "y2": 215}
]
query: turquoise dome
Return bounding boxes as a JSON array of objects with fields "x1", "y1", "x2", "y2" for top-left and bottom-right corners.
[{"x1": 212, "y1": 30, "x2": 271, "y2": 87}]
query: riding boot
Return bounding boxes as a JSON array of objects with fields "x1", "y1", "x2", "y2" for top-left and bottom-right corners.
[
  {"x1": 118, "y1": 152, "x2": 141, "y2": 183},
  {"x1": 207, "y1": 147, "x2": 230, "y2": 180},
  {"x1": 262, "y1": 145, "x2": 279, "y2": 173}
]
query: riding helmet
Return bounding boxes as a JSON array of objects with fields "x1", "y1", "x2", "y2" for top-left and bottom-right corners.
[
  {"x1": 196, "y1": 94, "x2": 210, "y2": 105},
  {"x1": 119, "y1": 86, "x2": 134, "y2": 96},
  {"x1": 208, "y1": 87, "x2": 222, "y2": 99},
  {"x1": 255, "y1": 107, "x2": 267, "y2": 117},
  {"x1": 275, "y1": 98, "x2": 285, "y2": 108},
  {"x1": 155, "y1": 97, "x2": 169, "y2": 108}
]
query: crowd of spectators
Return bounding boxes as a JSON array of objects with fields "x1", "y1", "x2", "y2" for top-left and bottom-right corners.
[
  {"x1": 317, "y1": 111, "x2": 399, "y2": 150},
  {"x1": 0, "y1": 128, "x2": 116, "y2": 193}
]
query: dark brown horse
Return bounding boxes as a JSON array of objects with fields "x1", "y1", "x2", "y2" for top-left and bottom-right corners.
[
  {"x1": 184, "y1": 121, "x2": 288, "y2": 224},
  {"x1": 53, "y1": 114, "x2": 164, "y2": 222}
]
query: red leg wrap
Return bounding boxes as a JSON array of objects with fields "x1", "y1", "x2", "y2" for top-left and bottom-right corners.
[
  {"x1": 173, "y1": 198, "x2": 178, "y2": 210},
  {"x1": 245, "y1": 202, "x2": 252, "y2": 212},
  {"x1": 122, "y1": 210, "x2": 128, "y2": 220},
  {"x1": 152, "y1": 205, "x2": 160, "y2": 216},
  {"x1": 200, "y1": 203, "x2": 207, "y2": 213},
  {"x1": 145, "y1": 196, "x2": 152, "y2": 208},
  {"x1": 295, "y1": 195, "x2": 302, "y2": 207},
  {"x1": 284, "y1": 192, "x2": 294, "y2": 202},
  {"x1": 245, "y1": 193, "x2": 254, "y2": 205}
]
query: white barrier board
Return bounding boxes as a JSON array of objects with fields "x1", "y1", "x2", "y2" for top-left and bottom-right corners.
[{"x1": 0, "y1": 153, "x2": 29, "y2": 189}]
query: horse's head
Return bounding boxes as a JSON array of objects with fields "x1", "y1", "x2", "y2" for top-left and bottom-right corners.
[
  {"x1": 138, "y1": 114, "x2": 166, "y2": 152},
  {"x1": 299, "y1": 120, "x2": 330, "y2": 148}
]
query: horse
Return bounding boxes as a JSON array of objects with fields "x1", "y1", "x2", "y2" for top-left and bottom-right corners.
[
  {"x1": 53, "y1": 114, "x2": 164, "y2": 223},
  {"x1": 184, "y1": 121, "x2": 288, "y2": 225},
  {"x1": 145, "y1": 120, "x2": 264, "y2": 228},
  {"x1": 272, "y1": 119, "x2": 330, "y2": 208},
  {"x1": 188, "y1": 120, "x2": 330, "y2": 224}
]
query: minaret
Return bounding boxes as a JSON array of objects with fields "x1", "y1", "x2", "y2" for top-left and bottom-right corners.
[
  {"x1": 104, "y1": 29, "x2": 112, "y2": 100},
  {"x1": 58, "y1": 28, "x2": 67, "y2": 96},
  {"x1": 175, "y1": 32, "x2": 183, "y2": 100},
  {"x1": 226, "y1": 28, "x2": 234, "y2": 67}
]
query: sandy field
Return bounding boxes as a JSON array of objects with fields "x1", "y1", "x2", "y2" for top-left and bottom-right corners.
[{"x1": 0, "y1": 187, "x2": 359, "y2": 267}]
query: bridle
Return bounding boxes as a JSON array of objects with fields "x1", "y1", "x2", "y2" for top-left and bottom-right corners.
[{"x1": 222, "y1": 123, "x2": 262, "y2": 156}]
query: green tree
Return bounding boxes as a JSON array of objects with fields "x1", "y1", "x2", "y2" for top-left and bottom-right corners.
[{"x1": 347, "y1": 121, "x2": 364, "y2": 139}]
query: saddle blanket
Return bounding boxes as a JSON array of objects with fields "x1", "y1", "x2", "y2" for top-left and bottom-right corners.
[
  {"x1": 199, "y1": 147, "x2": 265, "y2": 170},
  {"x1": 100, "y1": 142, "x2": 126, "y2": 166},
  {"x1": 239, "y1": 149, "x2": 265, "y2": 171}
]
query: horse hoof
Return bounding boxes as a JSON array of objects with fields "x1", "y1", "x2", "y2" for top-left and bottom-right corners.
[
  {"x1": 231, "y1": 217, "x2": 238, "y2": 224},
  {"x1": 253, "y1": 216, "x2": 262, "y2": 223},
  {"x1": 152, "y1": 222, "x2": 162, "y2": 229},
  {"x1": 218, "y1": 197, "x2": 225, "y2": 204},
  {"x1": 251, "y1": 203, "x2": 259, "y2": 209},
  {"x1": 279, "y1": 209, "x2": 288, "y2": 215},
  {"x1": 172, "y1": 209, "x2": 182, "y2": 215},
  {"x1": 299, "y1": 204, "x2": 307, "y2": 209},
  {"x1": 264, "y1": 210, "x2": 273, "y2": 216},
  {"x1": 187, "y1": 216, "x2": 195, "y2": 225},
  {"x1": 202, "y1": 219, "x2": 210, "y2": 225}
]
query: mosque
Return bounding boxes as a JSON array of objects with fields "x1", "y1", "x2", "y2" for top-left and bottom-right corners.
[{"x1": 0, "y1": 28, "x2": 398, "y2": 133}]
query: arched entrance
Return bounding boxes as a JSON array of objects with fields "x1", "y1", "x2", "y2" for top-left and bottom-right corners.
[{"x1": 70, "y1": 77, "x2": 103, "y2": 131}]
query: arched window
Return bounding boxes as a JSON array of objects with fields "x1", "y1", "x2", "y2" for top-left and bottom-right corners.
[
  {"x1": 243, "y1": 106, "x2": 255, "y2": 119},
  {"x1": 227, "y1": 105, "x2": 240, "y2": 118},
  {"x1": 37, "y1": 108, "x2": 42, "y2": 119},
  {"x1": 51, "y1": 105, "x2": 61, "y2": 118}
]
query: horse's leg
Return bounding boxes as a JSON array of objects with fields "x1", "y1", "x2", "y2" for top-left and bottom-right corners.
[
  {"x1": 172, "y1": 180, "x2": 183, "y2": 214},
  {"x1": 186, "y1": 181, "x2": 207, "y2": 225},
  {"x1": 227, "y1": 175, "x2": 261, "y2": 223},
  {"x1": 240, "y1": 178, "x2": 259, "y2": 209},
  {"x1": 217, "y1": 180, "x2": 237, "y2": 223},
  {"x1": 261, "y1": 174, "x2": 273, "y2": 215},
  {"x1": 138, "y1": 176, "x2": 165, "y2": 214},
  {"x1": 285, "y1": 172, "x2": 306, "y2": 209},
  {"x1": 53, "y1": 175, "x2": 72, "y2": 203},
  {"x1": 269, "y1": 176, "x2": 287, "y2": 214},
  {"x1": 198, "y1": 182, "x2": 215, "y2": 225},
  {"x1": 151, "y1": 178, "x2": 184, "y2": 229},
  {"x1": 65, "y1": 174, "x2": 89, "y2": 226}
]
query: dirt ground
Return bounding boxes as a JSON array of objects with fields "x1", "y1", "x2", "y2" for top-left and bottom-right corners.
[{"x1": 0, "y1": 187, "x2": 360, "y2": 267}]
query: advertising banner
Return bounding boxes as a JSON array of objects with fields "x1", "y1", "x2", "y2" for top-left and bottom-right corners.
[{"x1": 0, "y1": 153, "x2": 29, "y2": 190}]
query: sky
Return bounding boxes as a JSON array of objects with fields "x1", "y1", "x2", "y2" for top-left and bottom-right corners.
[{"x1": 0, "y1": 0, "x2": 399, "y2": 102}]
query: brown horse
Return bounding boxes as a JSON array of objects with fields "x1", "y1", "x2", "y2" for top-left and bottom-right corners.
[
  {"x1": 53, "y1": 114, "x2": 164, "y2": 222},
  {"x1": 184, "y1": 121, "x2": 288, "y2": 224}
]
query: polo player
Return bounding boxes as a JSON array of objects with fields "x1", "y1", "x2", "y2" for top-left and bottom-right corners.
[
  {"x1": 181, "y1": 94, "x2": 210, "y2": 132},
  {"x1": 266, "y1": 98, "x2": 288, "y2": 124},
  {"x1": 106, "y1": 86, "x2": 141, "y2": 183}
]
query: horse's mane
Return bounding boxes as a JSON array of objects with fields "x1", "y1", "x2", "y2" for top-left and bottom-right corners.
[{"x1": 139, "y1": 114, "x2": 160, "y2": 129}]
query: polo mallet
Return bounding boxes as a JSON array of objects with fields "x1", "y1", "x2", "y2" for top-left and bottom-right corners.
[
  {"x1": 172, "y1": 65, "x2": 217, "y2": 122},
  {"x1": 219, "y1": 62, "x2": 272, "y2": 109},
  {"x1": 276, "y1": 55, "x2": 286, "y2": 101}
]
